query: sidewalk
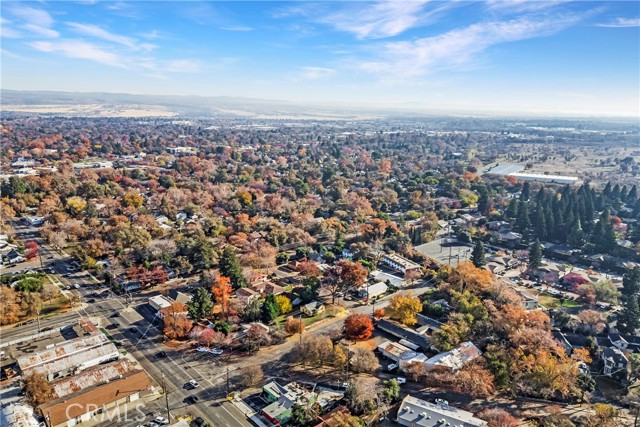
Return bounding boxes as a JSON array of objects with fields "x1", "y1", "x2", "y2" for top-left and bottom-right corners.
[{"x1": 231, "y1": 399, "x2": 270, "y2": 427}]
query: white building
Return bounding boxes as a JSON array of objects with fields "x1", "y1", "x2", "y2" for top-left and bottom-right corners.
[
  {"x1": 381, "y1": 252, "x2": 421, "y2": 274},
  {"x1": 508, "y1": 172, "x2": 578, "y2": 185},
  {"x1": 397, "y1": 395, "x2": 487, "y2": 427},
  {"x1": 358, "y1": 282, "x2": 388, "y2": 299},
  {"x1": 24, "y1": 216, "x2": 45, "y2": 226},
  {"x1": 149, "y1": 295, "x2": 173, "y2": 313},
  {"x1": 377, "y1": 340, "x2": 411, "y2": 363},
  {"x1": 425, "y1": 342, "x2": 482, "y2": 371}
]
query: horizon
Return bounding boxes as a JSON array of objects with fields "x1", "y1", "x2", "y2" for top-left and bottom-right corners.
[{"x1": 1, "y1": 1, "x2": 639, "y2": 117}]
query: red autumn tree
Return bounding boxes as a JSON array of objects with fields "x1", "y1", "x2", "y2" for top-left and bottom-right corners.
[
  {"x1": 373, "y1": 308, "x2": 385, "y2": 320},
  {"x1": 25, "y1": 241, "x2": 39, "y2": 260},
  {"x1": 285, "y1": 316, "x2": 305, "y2": 335},
  {"x1": 343, "y1": 314, "x2": 374, "y2": 341}
]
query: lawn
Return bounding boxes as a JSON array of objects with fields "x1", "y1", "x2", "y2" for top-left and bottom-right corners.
[
  {"x1": 538, "y1": 294, "x2": 582, "y2": 309},
  {"x1": 40, "y1": 294, "x2": 71, "y2": 316}
]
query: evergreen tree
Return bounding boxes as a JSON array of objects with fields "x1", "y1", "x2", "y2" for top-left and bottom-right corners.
[
  {"x1": 627, "y1": 185, "x2": 638, "y2": 205},
  {"x1": 261, "y1": 294, "x2": 279, "y2": 324},
  {"x1": 534, "y1": 207, "x2": 547, "y2": 240},
  {"x1": 219, "y1": 246, "x2": 247, "y2": 289},
  {"x1": 597, "y1": 212, "x2": 617, "y2": 253},
  {"x1": 477, "y1": 186, "x2": 490, "y2": 215},
  {"x1": 603, "y1": 182, "x2": 612, "y2": 199},
  {"x1": 471, "y1": 239, "x2": 486, "y2": 268},
  {"x1": 516, "y1": 201, "x2": 530, "y2": 233},
  {"x1": 520, "y1": 181, "x2": 530, "y2": 201},
  {"x1": 622, "y1": 267, "x2": 640, "y2": 297},
  {"x1": 505, "y1": 198, "x2": 518, "y2": 219},
  {"x1": 567, "y1": 220, "x2": 585, "y2": 248},
  {"x1": 529, "y1": 239, "x2": 542, "y2": 270},
  {"x1": 187, "y1": 288, "x2": 213, "y2": 321},
  {"x1": 618, "y1": 296, "x2": 640, "y2": 334},
  {"x1": 536, "y1": 187, "x2": 546, "y2": 203}
]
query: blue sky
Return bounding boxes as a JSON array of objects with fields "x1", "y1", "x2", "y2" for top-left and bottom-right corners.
[{"x1": 1, "y1": 1, "x2": 639, "y2": 116}]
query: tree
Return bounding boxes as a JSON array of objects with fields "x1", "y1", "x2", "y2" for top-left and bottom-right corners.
[
  {"x1": 350, "y1": 347, "x2": 379, "y2": 373},
  {"x1": 387, "y1": 291, "x2": 423, "y2": 325},
  {"x1": 198, "y1": 328, "x2": 228, "y2": 347},
  {"x1": 521, "y1": 181, "x2": 530, "y2": 201},
  {"x1": 21, "y1": 292, "x2": 43, "y2": 317},
  {"x1": 241, "y1": 298, "x2": 261, "y2": 322},
  {"x1": 618, "y1": 296, "x2": 640, "y2": 334},
  {"x1": 211, "y1": 275, "x2": 233, "y2": 317},
  {"x1": 275, "y1": 295, "x2": 292, "y2": 314},
  {"x1": 584, "y1": 403, "x2": 618, "y2": 427},
  {"x1": 285, "y1": 316, "x2": 304, "y2": 335},
  {"x1": 373, "y1": 308, "x2": 385, "y2": 320},
  {"x1": 244, "y1": 324, "x2": 272, "y2": 352},
  {"x1": 330, "y1": 412, "x2": 362, "y2": 427},
  {"x1": 577, "y1": 373, "x2": 596, "y2": 403},
  {"x1": 0, "y1": 287, "x2": 20, "y2": 325},
  {"x1": 343, "y1": 314, "x2": 374, "y2": 341},
  {"x1": 187, "y1": 288, "x2": 213, "y2": 321},
  {"x1": 345, "y1": 378, "x2": 380, "y2": 414},
  {"x1": 240, "y1": 365, "x2": 264, "y2": 388},
  {"x1": 24, "y1": 241, "x2": 39, "y2": 260},
  {"x1": 471, "y1": 239, "x2": 486, "y2": 268},
  {"x1": 529, "y1": 239, "x2": 542, "y2": 270},
  {"x1": 404, "y1": 361, "x2": 427, "y2": 382},
  {"x1": 623, "y1": 267, "x2": 640, "y2": 297},
  {"x1": 323, "y1": 260, "x2": 368, "y2": 303},
  {"x1": 219, "y1": 246, "x2": 247, "y2": 289},
  {"x1": 477, "y1": 408, "x2": 519, "y2": 427},
  {"x1": 163, "y1": 302, "x2": 193, "y2": 339},
  {"x1": 382, "y1": 379, "x2": 400, "y2": 403},
  {"x1": 453, "y1": 362, "x2": 495, "y2": 398},
  {"x1": 23, "y1": 373, "x2": 55, "y2": 416},
  {"x1": 261, "y1": 294, "x2": 279, "y2": 324}
]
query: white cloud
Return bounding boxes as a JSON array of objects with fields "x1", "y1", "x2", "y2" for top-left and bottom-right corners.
[
  {"x1": 485, "y1": 1, "x2": 565, "y2": 13},
  {"x1": 221, "y1": 26, "x2": 254, "y2": 32},
  {"x1": 28, "y1": 40, "x2": 126, "y2": 68},
  {"x1": 360, "y1": 15, "x2": 584, "y2": 80},
  {"x1": 298, "y1": 67, "x2": 336, "y2": 79},
  {"x1": 557, "y1": 92, "x2": 595, "y2": 100},
  {"x1": 285, "y1": 0, "x2": 450, "y2": 40},
  {"x1": 596, "y1": 17, "x2": 640, "y2": 28},
  {"x1": 0, "y1": 18, "x2": 22, "y2": 39},
  {"x1": 66, "y1": 22, "x2": 155, "y2": 51},
  {"x1": 8, "y1": 5, "x2": 59, "y2": 38}
]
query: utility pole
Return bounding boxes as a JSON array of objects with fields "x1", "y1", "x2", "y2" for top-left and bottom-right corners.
[
  {"x1": 299, "y1": 314, "x2": 303, "y2": 347},
  {"x1": 161, "y1": 372, "x2": 171, "y2": 421},
  {"x1": 36, "y1": 310, "x2": 41, "y2": 334},
  {"x1": 226, "y1": 367, "x2": 230, "y2": 397}
]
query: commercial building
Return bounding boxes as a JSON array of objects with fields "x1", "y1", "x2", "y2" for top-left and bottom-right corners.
[
  {"x1": 376, "y1": 320, "x2": 431, "y2": 351},
  {"x1": 0, "y1": 404, "x2": 40, "y2": 427},
  {"x1": 49, "y1": 360, "x2": 137, "y2": 398},
  {"x1": 425, "y1": 342, "x2": 482, "y2": 371},
  {"x1": 397, "y1": 395, "x2": 487, "y2": 427},
  {"x1": 16, "y1": 333, "x2": 119, "y2": 381},
  {"x1": 358, "y1": 282, "x2": 388, "y2": 299},
  {"x1": 39, "y1": 370, "x2": 152, "y2": 427},
  {"x1": 508, "y1": 172, "x2": 578, "y2": 185},
  {"x1": 377, "y1": 341, "x2": 411, "y2": 363},
  {"x1": 148, "y1": 295, "x2": 173, "y2": 313}
]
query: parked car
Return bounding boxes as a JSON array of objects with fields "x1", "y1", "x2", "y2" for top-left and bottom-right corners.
[
  {"x1": 111, "y1": 322, "x2": 120, "y2": 328},
  {"x1": 193, "y1": 417, "x2": 206, "y2": 427},
  {"x1": 156, "y1": 351, "x2": 167, "y2": 358},
  {"x1": 210, "y1": 349, "x2": 223, "y2": 355},
  {"x1": 87, "y1": 298, "x2": 95, "y2": 303},
  {"x1": 154, "y1": 417, "x2": 169, "y2": 425},
  {"x1": 186, "y1": 395, "x2": 199, "y2": 404},
  {"x1": 387, "y1": 363, "x2": 398, "y2": 371},
  {"x1": 186, "y1": 379, "x2": 199, "y2": 389},
  {"x1": 396, "y1": 377, "x2": 407, "y2": 384},
  {"x1": 73, "y1": 284, "x2": 80, "y2": 289}
]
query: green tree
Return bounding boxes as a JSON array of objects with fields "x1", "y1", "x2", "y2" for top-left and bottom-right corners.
[
  {"x1": 261, "y1": 294, "x2": 279, "y2": 324},
  {"x1": 529, "y1": 239, "x2": 543, "y2": 270},
  {"x1": 516, "y1": 201, "x2": 530, "y2": 234},
  {"x1": 219, "y1": 246, "x2": 247, "y2": 289},
  {"x1": 520, "y1": 181, "x2": 530, "y2": 201},
  {"x1": 567, "y1": 220, "x2": 585, "y2": 248},
  {"x1": 382, "y1": 379, "x2": 400, "y2": 403},
  {"x1": 187, "y1": 288, "x2": 213, "y2": 321},
  {"x1": 471, "y1": 239, "x2": 486, "y2": 268},
  {"x1": 577, "y1": 373, "x2": 596, "y2": 402},
  {"x1": 622, "y1": 267, "x2": 640, "y2": 298},
  {"x1": 618, "y1": 296, "x2": 640, "y2": 334}
]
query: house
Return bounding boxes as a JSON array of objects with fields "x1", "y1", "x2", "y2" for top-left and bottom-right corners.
[
  {"x1": 358, "y1": 282, "x2": 388, "y2": 299},
  {"x1": 380, "y1": 252, "x2": 421, "y2": 275},
  {"x1": 24, "y1": 216, "x2": 45, "y2": 227},
  {"x1": 260, "y1": 381, "x2": 314, "y2": 426},
  {"x1": 396, "y1": 395, "x2": 487, "y2": 427},
  {"x1": 513, "y1": 288, "x2": 539, "y2": 310},
  {"x1": 251, "y1": 281, "x2": 285, "y2": 296},
  {"x1": 376, "y1": 320, "x2": 431, "y2": 351},
  {"x1": 415, "y1": 314, "x2": 445, "y2": 335},
  {"x1": 399, "y1": 350, "x2": 428, "y2": 371},
  {"x1": 377, "y1": 341, "x2": 411, "y2": 363},
  {"x1": 4, "y1": 249, "x2": 25, "y2": 264},
  {"x1": 39, "y1": 370, "x2": 152, "y2": 427},
  {"x1": 609, "y1": 333, "x2": 640, "y2": 353},
  {"x1": 495, "y1": 231, "x2": 522, "y2": 247},
  {"x1": 236, "y1": 287, "x2": 261, "y2": 303},
  {"x1": 302, "y1": 301, "x2": 325, "y2": 316},
  {"x1": 602, "y1": 347, "x2": 628, "y2": 377},
  {"x1": 425, "y1": 342, "x2": 482, "y2": 371},
  {"x1": 16, "y1": 333, "x2": 119, "y2": 381}
]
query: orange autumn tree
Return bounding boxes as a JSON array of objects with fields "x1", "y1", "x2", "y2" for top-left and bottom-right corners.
[
  {"x1": 343, "y1": 314, "x2": 374, "y2": 341},
  {"x1": 162, "y1": 302, "x2": 192, "y2": 340},
  {"x1": 211, "y1": 275, "x2": 233, "y2": 317},
  {"x1": 446, "y1": 261, "x2": 495, "y2": 293}
]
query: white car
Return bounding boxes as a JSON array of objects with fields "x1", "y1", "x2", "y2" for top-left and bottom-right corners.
[
  {"x1": 74, "y1": 284, "x2": 80, "y2": 289},
  {"x1": 154, "y1": 417, "x2": 169, "y2": 425},
  {"x1": 187, "y1": 379, "x2": 199, "y2": 389},
  {"x1": 395, "y1": 377, "x2": 406, "y2": 384},
  {"x1": 387, "y1": 363, "x2": 398, "y2": 371},
  {"x1": 196, "y1": 346, "x2": 209, "y2": 353},
  {"x1": 210, "y1": 348, "x2": 223, "y2": 355}
]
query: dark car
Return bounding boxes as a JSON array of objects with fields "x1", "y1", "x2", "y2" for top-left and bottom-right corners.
[
  {"x1": 87, "y1": 298, "x2": 96, "y2": 303},
  {"x1": 156, "y1": 351, "x2": 167, "y2": 358},
  {"x1": 193, "y1": 417, "x2": 205, "y2": 427},
  {"x1": 129, "y1": 327, "x2": 138, "y2": 334},
  {"x1": 110, "y1": 312, "x2": 120, "y2": 318},
  {"x1": 111, "y1": 322, "x2": 120, "y2": 328},
  {"x1": 186, "y1": 395, "x2": 199, "y2": 404}
]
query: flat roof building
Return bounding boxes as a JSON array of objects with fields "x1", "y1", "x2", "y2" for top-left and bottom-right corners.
[
  {"x1": 509, "y1": 172, "x2": 578, "y2": 185},
  {"x1": 397, "y1": 395, "x2": 487, "y2": 427},
  {"x1": 381, "y1": 252, "x2": 421, "y2": 274}
]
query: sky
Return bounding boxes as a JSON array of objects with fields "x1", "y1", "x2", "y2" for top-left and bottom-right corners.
[{"x1": 1, "y1": 1, "x2": 639, "y2": 117}]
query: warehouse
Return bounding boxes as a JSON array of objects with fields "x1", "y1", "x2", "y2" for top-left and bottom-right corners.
[{"x1": 508, "y1": 172, "x2": 578, "y2": 185}]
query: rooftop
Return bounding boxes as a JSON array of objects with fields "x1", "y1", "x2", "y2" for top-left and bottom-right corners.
[
  {"x1": 50, "y1": 359, "x2": 137, "y2": 398},
  {"x1": 425, "y1": 342, "x2": 482, "y2": 370},
  {"x1": 397, "y1": 395, "x2": 487, "y2": 427}
]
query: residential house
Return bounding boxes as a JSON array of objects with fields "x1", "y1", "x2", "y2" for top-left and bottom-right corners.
[
  {"x1": 40, "y1": 370, "x2": 152, "y2": 427},
  {"x1": 602, "y1": 347, "x2": 628, "y2": 378},
  {"x1": 377, "y1": 341, "x2": 411, "y2": 363},
  {"x1": 396, "y1": 395, "x2": 487, "y2": 427},
  {"x1": 251, "y1": 281, "x2": 285, "y2": 296},
  {"x1": 424, "y1": 342, "x2": 482, "y2": 371},
  {"x1": 415, "y1": 314, "x2": 444, "y2": 336},
  {"x1": 609, "y1": 333, "x2": 640, "y2": 353},
  {"x1": 16, "y1": 333, "x2": 119, "y2": 381},
  {"x1": 399, "y1": 351, "x2": 428, "y2": 371},
  {"x1": 494, "y1": 231, "x2": 522, "y2": 248},
  {"x1": 24, "y1": 216, "x2": 45, "y2": 227},
  {"x1": 358, "y1": 282, "x2": 388, "y2": 299},
  {"x1": 302, "y1": 301, "x2": 325, "y2": 317},
  {"x1": 376, "y1": 320, "x2": 431, "y2": 352},
  {"x1": 380, "y1": 252, "x2": 421, "y2": 275},
  {"x1": 236, "y1": 287, "x2": 261, "y2": 304},
  {"x1": 260, "y1": 381, "x2": 313, "y2": 426},
  {"x1": 4, "y1": 249, "x2": 25, "y2": 264}
]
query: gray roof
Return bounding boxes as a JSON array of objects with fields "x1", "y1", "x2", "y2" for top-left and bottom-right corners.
[
  {"x1": 376, "y1": 320, "x2": 430, "y2": 351},
  {"x1": 397, "y1": 395, "x2": 487, "y2": 427}
]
